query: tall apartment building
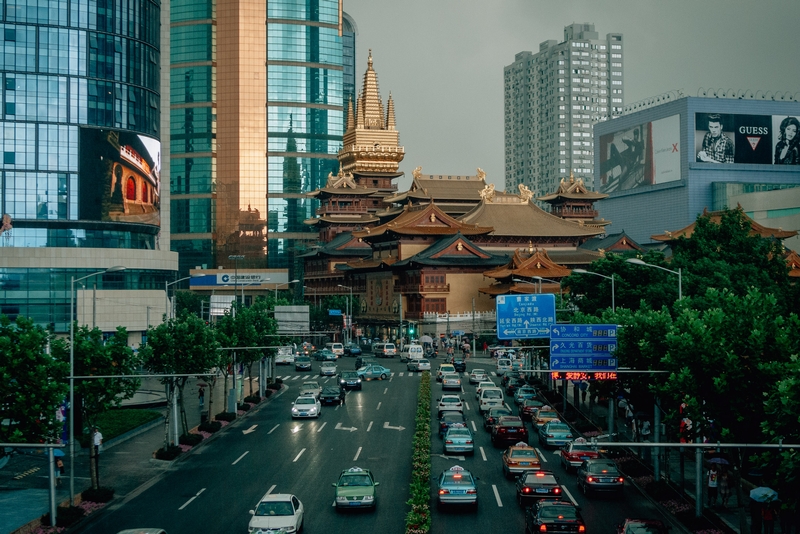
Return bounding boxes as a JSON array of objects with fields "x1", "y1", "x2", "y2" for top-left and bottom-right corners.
[{"x1": 504, "y1": 23, "x2": 624, "y2": 197}]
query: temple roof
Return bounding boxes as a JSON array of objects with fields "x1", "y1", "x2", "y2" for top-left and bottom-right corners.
[
  {"x1": 580, "y1": 231, "x2": 644, "y2": 253},
  {"x1": 384, "y1": 167, "x2": 488, "y2": 203},
  {"x1": 478, "y1": 282, "x2": 542, "y2": 296},
  {"x1": 393, "y1": 232, "x2": 509, "y2": 268},
  {"x1": 651, "y1": 206, "x2": 798, "y2": 242},
  {"x1": 352, "y1": 201, "x2": 493, "y2": 240},
  {"x1": 298, "y1": 231, "x2": 372, "y2": 258},
  {"x1": 303, "y1": 213, "x2": 380, "y2": 226},
  {"x1": 483, "y1": 248, "x2": 573, "y2": 280},
  {"x1": 785, "y1": 249, "x2": 800, "y2": 278},
  {"x1": 538, "y1": 174, "x2": 609, "y2": 202},
  {"x1": 307, "y1": 167, "x2": 381, "y2": 198}
]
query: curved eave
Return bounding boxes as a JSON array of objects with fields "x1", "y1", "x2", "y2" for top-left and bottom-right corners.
[
  {"x1": 478, "y1": 284, "x2": 540, "y2": 296},
  {"x1": 538, "y1": 192, "x2": 608, "y2": 202}
]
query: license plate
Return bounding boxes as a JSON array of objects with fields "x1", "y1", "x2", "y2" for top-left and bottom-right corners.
[
  {"x1": 580, "y1": 456, "x2": 590, "y2": 460},
  {"x1": 602, "y1": 478, "x2": 614, "y2": 483},
  {"x1": 349, "y1": 501, "x2": 361, "y2": 506},
  {"x1": 508, "y1": 429, "x2": 518, "y2": 432},
  {"x1": 450, "y1": 490, "x2": 465, "y2": 495},
  {"x1": 536, "y1": 488, "x2": 549, "y2": 493},
  {"x1": 520, "y1": 462, "x2": 530, "y2": 466},
  {"x1": 299, "y1": 412, "x2": 307, "y2": 416}
]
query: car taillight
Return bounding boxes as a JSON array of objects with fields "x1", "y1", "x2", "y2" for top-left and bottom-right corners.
[
  {"x1": 445, "y1": 440, "x2": 453, "y2": 444},
  {"x1": 467, "y1": 489, "x2": 477, "y2": 494},
  {"x1": 619, "y1": 477, "x2": 625, "y2": 483},
  {"x1": 539, "y1": 526, "x2": 547, "y2": 532},
  {"x1": 466, "y1": 440, "x2": 473, "y2": 444},
  {"x1": 578, "y1": 526, "x2": 585, "y2": 533},
  {"x1": 439, "y1": 489, "x2": 449, "y2": 495},
  {"x1": 554, "y1": 488, "x2": 561, "y2": 494},
  {"x1": 587, "y1": 476, "x2": 595, "y2": 482},
  {"x1": 523, "y1": 487, "x2": 531, "y2": 493},
  {"x1": 547, "y1": 434, "x2": 554, "y2": 438}
]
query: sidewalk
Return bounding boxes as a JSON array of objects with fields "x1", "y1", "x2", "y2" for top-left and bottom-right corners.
[{"x1": 0, "y1": 373, "x2": 271, "y2": 534}]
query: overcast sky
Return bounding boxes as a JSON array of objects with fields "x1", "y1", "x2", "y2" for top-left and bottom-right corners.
[{"x1": 343, "y1": 0, "x2": 800, "y2": 191}]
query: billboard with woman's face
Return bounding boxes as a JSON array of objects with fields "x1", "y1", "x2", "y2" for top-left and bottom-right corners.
[
  {"x1": 78, "y1": 128, "x2": 162, "y2": 226},
  {"x1": 694, "y1": 113, "x2": 800, "y2": 166}
]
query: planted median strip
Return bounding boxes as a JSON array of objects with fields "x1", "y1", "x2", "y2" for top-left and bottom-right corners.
[{"x1": 405, "y1": 370, "x2": 432, "y2": 534}]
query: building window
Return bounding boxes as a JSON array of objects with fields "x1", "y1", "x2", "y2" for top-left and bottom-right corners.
[
  {"x1": 4, "y1": 152, "x2": 15, "y2": 164},
  {"x1": 126, "y1": 178, "x2": 136, "y2": 200}
]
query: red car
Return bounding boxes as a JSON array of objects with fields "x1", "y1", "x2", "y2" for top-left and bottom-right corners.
[
  {"x1": 491, "y1": 417, "x2": 529, "y2": 447},
  {"x1": 559, "y1": 438, "x2": 600, "y2": 472},
  {"x1": 520, "y1": 399, "x2": 545, "y2": 421}
]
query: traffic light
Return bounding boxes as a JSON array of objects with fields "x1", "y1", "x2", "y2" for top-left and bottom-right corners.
[{"x1": 408, "y1": 323, "x2": 415, "y2": 336}]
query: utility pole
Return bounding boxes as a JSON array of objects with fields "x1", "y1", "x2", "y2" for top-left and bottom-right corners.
[
  {"x1": 399, "y1": 295, "x2": 403, "y2": 350},
  {"x1": 471, "y1": 298, "x2": 476, "y2": 357}
]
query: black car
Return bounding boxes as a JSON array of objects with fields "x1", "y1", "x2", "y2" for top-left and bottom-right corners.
[
  {"x1": 524, "y1": 500, "x2": 586, "y2": 534},
  {"x1": 344, "y1": 343, "x2": 362, "y2": 357},
  {"x1": 576, "y1": 459, "x2": 624, "y2": 496},
  {"x1": 501, "y1": 370, "x2": 523, "y2": 388},
  {"x1": 338, "y1": 371, "x2": 362, "y2": 390},
  {"x1": 355, "y1": 356, "x2": 376, "y2": 370},
  {"x1": 319, "y1": 386, "x2": 346, "y2": 405},
  {"x1": 483, "y1": 407, "x2": 513, "y2": 431},
  {"x1": 449, "y1": 357, "x2": 466, "y2": 372},
  {"x1": 295, "y1": 356, "x2": 312, "y2": 371},
  {"x1": 438, "y1": 412, "x2": 468, "y2": 438},
  {"x1": 505, "y1": 377, "x2": 527, "y2": 396},
  {"x1": 516, "y1": 470, "x2": 562, "y2": 506}
]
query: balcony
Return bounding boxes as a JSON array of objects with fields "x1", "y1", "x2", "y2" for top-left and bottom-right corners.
[
  {"x1": 317, "y1": 203, "x2": 368, "y2": 216},
  {"x1": 397, "y1": 283, "x2": 450, "y2": 294}
]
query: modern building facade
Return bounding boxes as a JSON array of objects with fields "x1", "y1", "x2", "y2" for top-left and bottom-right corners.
[
  {"x1": 593, "y1": 96, "x2": 800, "y2": 244},
  {"x1": 504, "y1": 22, "x2": 624, "y2": 198},
  {"x1": 0, "y1": 0, "x2": 178, "y2": 339}
]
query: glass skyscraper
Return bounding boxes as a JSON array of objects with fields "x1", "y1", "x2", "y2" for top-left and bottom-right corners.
[{"x1": 0, "y1": 0, "x2": 178, "y2": 335}]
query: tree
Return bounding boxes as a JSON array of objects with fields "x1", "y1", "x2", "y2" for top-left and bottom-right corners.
[
  {"x1": 72, "y1": 326, "x2": 140, "y2": 489},
  {"x1": 0, "y1": 316, "x2": 69, "y2": 448},
  {"x1": 175, "y1": 290, "x2": 209, "y2": 318}
]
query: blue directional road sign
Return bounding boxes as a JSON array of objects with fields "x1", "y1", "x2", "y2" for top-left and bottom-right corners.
[
  {"x1": 549, "y1": 323, "x2": 618, "y2": 371},
  {"x1": 496, "y1": 294, "x2": 556, "y2": 340},
  {"x1": 328, "y1": 309, "x2": 342, "y2": 316}
]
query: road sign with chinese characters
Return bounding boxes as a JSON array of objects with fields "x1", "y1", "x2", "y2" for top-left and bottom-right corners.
[
  {"x1": 549, "y1": 323, "x2": 618, "y2": 371},
  {"x1": 496, "y1": 294, "x2": 556, "y2": 340}
]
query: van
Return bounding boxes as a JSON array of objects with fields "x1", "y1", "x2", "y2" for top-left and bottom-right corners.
[
  {"x1": 400, "y1": 344, "x2": 424, "y2": 363},
  {"x1": 496, "y1": 358, "x2": 512, "y2": 376},
  {"x1": 372, "y1": 342, "x2": 396, "y2": 358},
  {"x1": 325, "y1": 342, "x2": 344, "y2": 357},
  {"x1": 479, "y1": 387, "x2": 505, "y2": 413}
]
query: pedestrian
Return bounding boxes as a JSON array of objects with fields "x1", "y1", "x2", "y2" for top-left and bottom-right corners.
[
  {"x1": 625, "y1": 403, "x2": 635, "y2": 428},
  {"x1": 763, "y1": 501, "x2": 777, "y2": 534},
  {"x1": 92, "y1": 427, "x2": 103, "y2": 484},
  {"x1": 198, "y1": 386, "x2": 205, "y2": 407},
  {"x1": 718, "y1": 467, "x2": 731, "y2": 508},
  {"x1": 55, "y1": 458, "x2": 64, "y2": 488},
  {"x1": 482, "y1": 341, "x2": 488, "y2": 354},
  {"x1": 707, "y1": 464, "x2": 719, "y2": 507}
]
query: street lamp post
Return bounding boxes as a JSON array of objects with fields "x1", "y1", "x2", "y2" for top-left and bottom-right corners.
[
  {"x1": 625, "y1": 258, "x2": 682, "y2": 299},
  {"x1": 304, "y1": 285, "x2": 318, "y2": 308},
  {"x1": 532, "y1": 275, "x2": 563, "y2": 304},
  {"x1": 69, "y1": 265, "x2": 125, "y2": 505},
  {"x1": 274, "y1": 279, "x2": 300, "y2": 302},
  {"x1": 228, "y1": 255, "x2": 245, "y2": 310},
  {"x1": 572, "y1": 269, "x2": 616, "y2": 312},
  {"x1": 338, "y1": 284, "x2": 353, "y2": 344},
  {"x1": 165, "y1": 275, "x2": 202, "y2": 320}
]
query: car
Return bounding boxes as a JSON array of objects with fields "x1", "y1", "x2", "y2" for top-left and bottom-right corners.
[
  {"x1": 333, "y1": 466, "x2": 379, "y2": 510},
  {"x1": 469, "y1": 369, "x2": 488, "y2": 384},
  {"x1": 538, "y1": 420, "x2": 574, "y2": 449},
  {"x1": 275, "y1": 346, "x2": 295, "y2": 365},
  {"x1": 560, "y1": 438, "x2": 600, "y2": 472},
  {"x1": 436, "y1": 465, "x2": 478, "y2": 509},
  {"x1": 617, "y1": 519, "x2": 670, "y2": 534},
  {"x1": 520, "y1": 399, "x2": 546, "y2": 421},
  {"x1": 576, "y1": 459, "x2": 625, "y2": 496},
  {"x1": 502, "y1": 441, "x2": 542, "y2": 478},
  {"x1": 524, "y1": 500, "x2": 586, "y2": 534},
  {"x1": 533, "y1": 406, "x2": 560, "y2": 428},
  {"x1": 319, "y1": 361, "x2": 338, "y2": 376},
  {"x1": 356, "y1": 364, "x2": 391, "y2": 380},
  {"x1": 319, "y1": 385, "x2": 346, "y2": 406},
  {"x1": 437, "y1": 394, "x2": 464, "y2": 417},
  {"x1": 438, "y1": 412, "x2": 468, "y2": 438},
  {"x1": 483, "y1": 406, "x2": 513, "y2": 431},
  {"x1": 355, "y1": 355, "x2": 376, "y2": 369},
  {"x1": 344, "y1": 343, "x2": 362, "y2": 357},
  {"x1": 443, "y1": 424, "x2": 474, "y2": 455},
  {"x1": 436, "y1": 364, "x2": 456, "y2": 382},
  {"x1": 325, "y1": 342, "x2": 344, "y2": 357},
  {"x1": 299, "y1": 341, "x2": 315, "y2": 355},
  {"x1": 441, "y1": 373, "x2": 462, "y2": 391},
  {"x1": 294, "y1": 356, "x2": 312, "y2": 372},
  {"x1": 338, "y1": 371, "x2": 362, "y2": 390},
  {"x1": 407, "y1": 358, "x2": 431, "y2": 372},
  {"x1": 516, "y1": 470, "x2": 562, "y2": 506},
  {"x1": 478, "y1": 386, "x2": 505, "y2": 413},
  {"x1": 449, "y1": 357, "x2": 466, "y2": 372},
  {"x1": 514, "y1": 386, "x2": 538, "y2": 405},
  {"x1": 501, "y1": 370, "x2": 523, "y2": 387},
  {"x1": 491, "y1": 417, "x2": 528, "y2": 447},
  {"x1": 505, "y1": 377, "x2": 528, "y2": 396},
  {"x1": 475, "y1": 380, "x2": 497, "y2": 400},
  {"x1": 291, "y1": 395, "x2": 321, "y2": 418},
  {"x1": 496, "y1": 357, "x2": 512, "y2": 376},
  {"x1": 248, "y1": 493, "x2": 304, "y2": 534},
  {"x1": 313, "y1": 349, "x2": 338, "y2": 361},
  {"x1": 299, "y1": 380, "x2": 322, "y2": 397}
]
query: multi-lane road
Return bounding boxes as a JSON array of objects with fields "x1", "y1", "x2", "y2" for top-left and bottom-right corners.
[{"x1": 77, "y1": 357, "x2": 670, "y2": 533}]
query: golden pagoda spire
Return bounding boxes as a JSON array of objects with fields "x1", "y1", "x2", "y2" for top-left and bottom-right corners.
[
  {"x1": 359, "y1": 49, "x2": 384, "y2": 130},
  {"x1": 386, "y1": 91, "x2": 396, "y2": 131},
  {"x1": 345, "y1": 95, "x2": 355, "y2": 132}
]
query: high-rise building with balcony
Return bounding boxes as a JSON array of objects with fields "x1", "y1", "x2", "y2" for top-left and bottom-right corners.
[{"x1": 504, "y1": 22, "x2": 624, "y2": 198}]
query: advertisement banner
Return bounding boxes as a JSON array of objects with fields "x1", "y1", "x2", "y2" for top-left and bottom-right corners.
[
  {"x1": 694, "y1": 113, "x2": 800, "y2": 166},
  {"x1": 599, "y1": 114, "x2": 681, "y2": 193},
  {"x1": 79, "y1": 128, "x2": 161, "y2": 226}
]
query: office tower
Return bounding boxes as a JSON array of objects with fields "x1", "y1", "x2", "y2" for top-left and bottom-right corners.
[
  {"x1": 504, "y1": 23, "x2": 624, "y2": 197},
  {"x1": 0, "y1": 0, "x2": 177, "y2": 336}
]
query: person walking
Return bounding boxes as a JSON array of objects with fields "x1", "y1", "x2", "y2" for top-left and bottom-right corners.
[
  {"x1": 92, "y1": 427, "x2": 103, "y2": 485},
  {"x1": 198, "y1": 386, "x2": 205, "y2": 408},
  {"x1": 718, "y1": 467, "x2": 731, "y2": 508},
  {"x1": 763, "y1": 501, "x2": 777, "y2": 534},
  {"x1": 55, "y1": 457, "x2": 64, "y2": 488},
  {"x1": 707, "y1": 464, "x2": 719, "y2": 507}
]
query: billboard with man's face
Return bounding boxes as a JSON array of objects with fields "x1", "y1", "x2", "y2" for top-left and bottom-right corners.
[
  {"x1": 79, "y1": 128, "x2": 162, "y2": 226},
  {"x1": 694, "y1": 113, "x2": 800, "y2": 166},
  {"x1": 598, "y1": 114, "x2": 681, "y2": 194}
]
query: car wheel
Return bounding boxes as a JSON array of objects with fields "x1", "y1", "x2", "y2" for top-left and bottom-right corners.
[
  {"x1": 581, "y1": 481, "x2": 590, "y2": 496},
  {"x1": 380, "y1": 373, "x2": 387, "y2": 380},
  {"x1": 517, "y1": 493, "x2": 523, "y2": 506}
]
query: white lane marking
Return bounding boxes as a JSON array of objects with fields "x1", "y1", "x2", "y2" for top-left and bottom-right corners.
[
  {"x1": 376, "y1": 401, "x2": 382, "y2": 410},
  {"x1": 353, "y1": 447, "x2": 362, "y2": 461},
  {"x1": 399, "y1": 372, "x2": 405, "y2": 376},
  {"x1": 267, "y1": 484, "x2": 276, "y2": 495},
  {"x1": 317, "y1": 422, "x2": 327, "y2": 432},
  {"x1": 561, "y1": 485, "x2": 579, "y2": 506},
  {"x1": 492, "y1": 484, "x2": 503, "y2": 507},
  {"x1": 536, "y1": 448, "x2": 547, "y2": 462},
  {"x1": 464, "y1": 402, "x2": 471, "y2": 411},
  {"x1": 178, "y1": 487, "x2": 206, "y2": 510},
  {"x1": 303, "y1": 375, "x2": 311, "y2": 379},
  {"x1": 293, "y1": 448, "x2": 306, "y2": 462},
  {"x1": 232, "y1": 451, "x2": 249, "y2": 465},
  {"x1": 383, "y1": 387, "x2": 388, "y2": 395},
  {"x1": 480, "y1": 446, "x2": 487, "y2": 461},
  {"x1": 367, "y1": 421, "x2": 374, "y2": 432},
  {"x1": 389, "y1": 374, "x2": 394, "y2": 382},
  {"x1": 268, "y1": 424, "x2": 280, "y2": 434},
  {"x1": 471, "y1": 420, "x2": 477, "y2": 432},
  {"x1": 291, "y1": 376, "x2": 300, "y2": 381}
]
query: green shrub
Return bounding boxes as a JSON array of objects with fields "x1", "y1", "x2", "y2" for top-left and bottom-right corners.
[
  {"x1": 179, "y1": 433, "x2": 203, "y2": 446},
  {"x1": 82, "y1": 486, "x2": 115, "y2": 503},
  {"x1": 42, "y1": 505, "x2": 84, "y2": 527},
  {"x1": 237, "y1": 403, "x2": 251, "y2": 412},
  {"x1": 154, "y1": 445, "x2": 182, "y2": 460},
  {"x1": 78, "y1": 409, "x2": 162, "y2": 447},
  {"x1": 198, "y1": 421, "x2": 222, "y2": 433},
  {"x1": 267, "y1": 382, "x2": 282, "y2": 390},
  {"x1": 215, "y1": 411, "x2": 236, "y2": 422},
  {"x1": 244, "y1": 395, "x2": 261, "y2": 404},
  {"x1": 405, "y1": 371, "x2": 431, "y2": 534}
]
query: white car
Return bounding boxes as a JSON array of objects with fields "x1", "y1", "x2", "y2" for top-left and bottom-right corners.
[
  {"x1": 319, "y1": 361, "x2": 338, "y2": 376},
  {"x1": 275, "y1": 346, "x2": 295, "y2": 365},
  {"x1": 437, "y1": 394, "x2": 464, "y2": 416},
  {"x1": 469, "y1": 369, "x2": 488, "y2": 384},
  {"x1": 299, "y1": 381, "x2": 322, "y2": 397},
  {"x1": 475, "y1": 380, "x2": 497, "y2": 400},
  {"x1": 407, "y1": 358, "x2": 432, "y2": 372},
  {"x1": 291, "y1": 395, "x2": 321, "y2": 418},
  {"x1": 248, "y1": 493, "x2": 304, "y2": 533}
]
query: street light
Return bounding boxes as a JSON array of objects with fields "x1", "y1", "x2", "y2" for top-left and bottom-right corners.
[
  {"x1": 165, "y1": 274, "x2": 203, "y2": 320},
  {"x1": 304, "y1": 285, "x2": 318, "y2": 308},
  {"x1": 275, "y1": 279, "x2": 300, "y2": 302},
  {"x1": 338, "y1": 284, "x2": 353, "y2": 344},
  {"x1": 532, "y1": 275, "x2": 563, "y2": 304},
  {"x1": 626, "y1": 258, "x2": 682, "y2": 300},
  {"x1": 228, "y1": 255, "x2": 245, "y2": 311},
  {"x1": 572, "y1": 269, "x2": 616, "y2": 312},
  {"x1": 69, "y1": 265, "x2": 126, "y2": 505}
]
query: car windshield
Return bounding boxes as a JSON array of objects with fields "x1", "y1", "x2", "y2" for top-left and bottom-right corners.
[
  {"x1": 540, "y1": 506, "x2": 579, "y2": 519},
  {"x1": 448, "y1": 429, "x2": 471, "y2": 437},
  {"x1": 524, "y1": 400, "x2": 544, "y2": 407},
  {"x1": 444, "y1": 374, "x2": 459, "y2": 380},
  {"x1": 538, "y1": 411, "x2": 557, "y2": 419},
  {"x1": 341, "y1": 372, "x2": 357, "y2": 378},
  {"x1": 442, "y1": 414, "x2": 464, "y2": 423},
  {"x1": 296, "y1": 357, "x2": 310, "y2": 362},
  {"x1": 442, "y1": 472, "x2": 473, "y2": 485},
  {"x1": 255, "y1": 501, "x2": 294, "y2": 516},
  {"x1": 340, "y1": 475, "x2": 372, "y2": 486},
  {"x1": 419, "y1": 359, "x2": 429, "y2": 364},
  {"x1": 322, "y1": 362, "x2": 335, "y2": 367},
  {"x1": 570, "y1": 444, "x2": 595, "y2": 452},
  {"x1": 587, "y1": 463, "x2": 619, "y2": 474},
  {"x1": 441, "y1": 397, "x2": 461, "y2": 404},
  {"x1": 490, "y1": 409, "x2": 512, "y2": 417},
  {"x1": 440, "y1": 366, "x2": 454, "y2": 372},
  {"x1": 500, "y1": 421, "x2": 524, "y2": 428},
  {"x1": 511, "y1": 449, "x2": 537, "y2": 458},
  {"x1": 548, "y1": 424, "x2": 570, "y2": 432},
  {"x1": 472, "y1": 369, "x2": 486, "y2": 374},
  {"x1": 483, "y1": 390, "x2": 502, "y2": 399},
  {"x1": 303, "y1": 382, "x2": 319, "y2": 388},
  {"x1": 321, "y1": 387, "x2": 340, "y2": 394},
  {"x1": 519, "y1": 387, "x2": 535, "y2": 394},
  {"x1": 523, "y1": 473, "x2": 557, "y2": 484},
  {"x1": 295, "y1": 397, "x2": 316, "y2": 405}
]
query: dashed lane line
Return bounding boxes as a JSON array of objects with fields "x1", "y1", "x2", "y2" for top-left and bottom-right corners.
[
  {"x1": 367, "y1": 421, "x2": 374, "y2": 432},
  {"x1": 479, "y1": 446, "x2": 487, "y2": 461},
  {"x1": 178, "y1": 488, "x2": 206, "y2": 510},
  {"x1": 492, "y1": 484, "x2": 503, "y2": 507},
  {"x1": 232, "y1": 451, "x2": 249, "y2": 465},
  {"x1": 268, "y1": 424, "x2": 279, "y2": 434},
  {"x1": 316, "y1": 422, "x2": 327, "y2": 432},
  {"x1": 353, "y1": 447, "x2": 362, "y2": 461},
  {"x1": 293, "y1": 448, "x2": 306, "y2": 462}
]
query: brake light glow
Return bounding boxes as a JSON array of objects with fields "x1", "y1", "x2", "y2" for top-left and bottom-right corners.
[
  {"x1": 619, "y1": 477, "x2": 625, "y2": 482},
  {"x1": 587, "y1": 476, "x2": 595, "y2": 482},
  {"x1": 539, "y1": 526, "x2": 547, "y2": 532},
  {"x1": 579, "y1": 526, "x2": 586, "y2": 533},
  {"x1": 554, "y1": 488, "x2": 561, "y2": 494},
  {"x1": 438, "y1": 489, "x2": 449, "y2": 494},
  {"x1": 445, "y1": 440, "x2": 453, "y2": 444},
  {"x1": 523, "y1": 487, "x2": 531, "y2": 493},
  {"x1": 467, "y1": 489, "x2": 477, "y2": 494},
  {"x1": 536, "y1": 472, "x2": 545, "y2": 477}
]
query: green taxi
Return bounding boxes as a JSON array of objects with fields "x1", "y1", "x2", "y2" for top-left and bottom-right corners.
[{"x1": 332, "y1": 466, "x2": 380, "y2": 510}]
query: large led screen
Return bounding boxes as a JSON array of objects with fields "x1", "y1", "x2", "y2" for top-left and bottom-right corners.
[
  {"x1": 694, "y1": 113, "x2": 800, "y2": 166},
  {"x1": 598, "y1": 114, "x2": 681, "y2": 194},
  {"x1": 79, "y1": 128, "x2": 162, "y2": 226}
]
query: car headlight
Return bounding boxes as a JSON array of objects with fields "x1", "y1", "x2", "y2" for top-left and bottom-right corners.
[
  {"x1": 357, "y1": 379, "x2": 361, "y2": 382},
  {"x1": 280, "y1": 527, "x2": 296, "y2": 533},
  {"x1": 336, "y1": 496, "x2": 348, "y2": 503},
  {"x1": 291, "y1": 408, "x2": 299, "y2": 413},
  {"x1": 309, "y1": 408, "x2": 317, "y2": 414},
  {"x1": 362, "y1": 495, "x2": 374, "y2": 501}
]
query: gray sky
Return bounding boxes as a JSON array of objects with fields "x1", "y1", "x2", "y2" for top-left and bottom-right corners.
[{"x1": 344, "y1": 0, "x2": 800, "y2": 191}]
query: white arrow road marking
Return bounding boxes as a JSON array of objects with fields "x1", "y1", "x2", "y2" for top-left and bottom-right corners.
[
  {"x1": 232, "y1": 451, "x2": 249, "y2": 465},
  {"x1": 335, "y1": 422, "x2": 357, "y2": 432},
  {"x1": 383, "y1": 422, "x2": 405, "y2": 431},
  {"x1": 316, "y1": 422, "x2": 327, "y2": 432},
  {"x1": 179, "y1": 488, "x2": 206, "y2": 510},
  {"x1": 242, "y1": 425, "x2": 258, "y2": 434},
  {"x1": 353, "y1": 447, "x2": 362, "y2": 461},
  {"x1": 267, "y1": 484, "x2": 276, "y2": 495},
  {"x1": 561, "y1": 485, "x2": 578, "y2": 505},
  {"x1": 480, "y1": 446, "x2": 487, "y2": 461},
  {"x1": 367, "y1": 421, "x2": 373, "y2": 432},
  {"x1": 376, "y1": 402, "x2": 382, "y2": 410},
  {"x1": 268, "y1": 424, "x2": 280, "y2": 434},
  {"x1": 492, "y1": 484, "x2": 503, "y2": 507},
  {"x1": 536, "y1": 448, "x2": 547, "y2": 462},
  {"x1": 293, "y1": 448, "x2": 306, "y2": 462}
]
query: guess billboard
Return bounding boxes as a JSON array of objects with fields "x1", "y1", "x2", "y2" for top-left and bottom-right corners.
[{"x1": 695, "y1": 113, "x2": 799, "y2": 166}]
